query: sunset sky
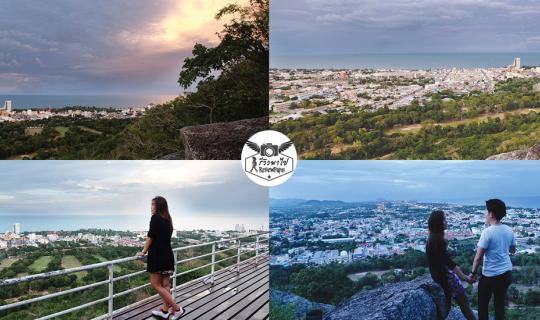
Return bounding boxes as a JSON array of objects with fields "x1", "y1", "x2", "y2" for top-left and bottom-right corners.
[{"x1": 0, "y1": 0, "x2": 243, "y2": 95}]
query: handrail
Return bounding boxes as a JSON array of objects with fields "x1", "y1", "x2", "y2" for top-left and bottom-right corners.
[{"x1": 0, "y1": 232, "x2": 269, "y2": 320}]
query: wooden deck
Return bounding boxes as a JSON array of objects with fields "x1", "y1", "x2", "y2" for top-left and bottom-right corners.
[{"x1": 114, "y1": 255, "x2": 269, "y2": 320}]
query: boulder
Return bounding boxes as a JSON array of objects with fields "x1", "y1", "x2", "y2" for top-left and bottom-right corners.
[
  {"x1": 270, "y1": 289, "x2": 335, "y2": 320},
  {"x1": 447, "y1": 308, "x2": 491, "y2": 320},
  {"x1": 159, "y1": 151, "x2": 185, "y2": 160},
  {"x1": 487, "y1": 142, "x2": 540, "y2": 160},
  {"x1": 180, "y1": 117, "x2": 268, "y2": 160},
  {"x1": 323, "y1": 275, "x2": 448, "y2": 320}
]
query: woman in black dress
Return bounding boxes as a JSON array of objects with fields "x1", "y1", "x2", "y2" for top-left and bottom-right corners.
[
  {"x1": 137, "y1": 196, "x2": 185, "y2": 319},
  {"x1": 426, "y1": 210, "x2": 476, "y2": 320}
]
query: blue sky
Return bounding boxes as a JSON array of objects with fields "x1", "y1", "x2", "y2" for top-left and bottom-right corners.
[
  {"x1": 271, "y1": 161, "x2": 540, "y2": 208},
  {"x1": 0, "y1": 0, "x2": 239, "y2": 95},
  {"x1": 0, "y1": 161, "x2": 268, "y2": 230},
  {"x1": 271, "y1": 0, "x2": 540, "y2": 56}
]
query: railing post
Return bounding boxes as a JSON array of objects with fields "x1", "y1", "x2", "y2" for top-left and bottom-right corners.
[
  {"x1": 172, "y1": 251, "x2": 177, "y2": 299},
  {"x1": 255, "y1": 235, "x2": 260, "y2": 265},
  {"x1": 108, "y1": 264, "x2": 114, "y2": 319},
  {"x1": 211, "y1": 242, "x2": 216, "y2": 283},
  {"x1": 236, "y1": 239, "x2": 241, "y2": 274}
]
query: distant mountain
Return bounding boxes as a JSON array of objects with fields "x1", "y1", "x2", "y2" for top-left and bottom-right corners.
[
  {"x1": 301, "y1": 200, "x2": 347, "y2": 207},
  {"x1": 270, "y1": 198, "x2": 540, "y2": 210},
  {"x1": 269, "y1": 198, "x2": 311, "y2": 208},
  {"x1": 269, "y1": 198, "x2": 349, "y2": 208}
]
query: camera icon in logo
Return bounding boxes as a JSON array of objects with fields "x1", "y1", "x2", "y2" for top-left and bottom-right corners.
[
  {"x1": 260, "y1": 143, "x2": 279, "y2": 157},
  {"x1": 242, "y1": 130, "x2": 297, "y2": 187}
]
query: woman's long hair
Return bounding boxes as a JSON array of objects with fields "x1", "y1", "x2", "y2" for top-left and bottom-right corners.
[
  {"x1": 153, "y1": 196, "x2": 173, "y2": 230},
  {"x1": 427, "y1": 210, "x2": 446, "y2": 246}
]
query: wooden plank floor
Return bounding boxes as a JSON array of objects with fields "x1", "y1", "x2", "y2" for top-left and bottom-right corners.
[{"x1": 114, "y1": 255, "x2": 269, "y2": 320}]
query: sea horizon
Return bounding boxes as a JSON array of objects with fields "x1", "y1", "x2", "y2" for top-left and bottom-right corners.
[
  {"x1": 0, "y1": 214, "x2": 264, "y2": 233},
  {"x1": 0, "y1": 94, "x2": 178, "y2": 110},
  {"x1": 270, "y1": 52, "x2": 540, "y2": 70}
]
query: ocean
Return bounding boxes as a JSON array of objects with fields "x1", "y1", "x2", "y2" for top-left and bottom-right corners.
[
  {"x1": 0, "y1": 214, "x2": 264, "y2": 233},
  {"x1": 0, "y1": 215, "x2": 151, "y2": 232},
  {"x1": 0, "y1": 95, "x2": 178, "y2": 110},
  {"x1": 270, "y1": 52, "x2": 540, "y2": 70}
]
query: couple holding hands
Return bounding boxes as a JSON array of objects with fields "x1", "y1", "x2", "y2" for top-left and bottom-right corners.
[{"x1": 426, "y1": 199, "x2": 516, "y2": 320}]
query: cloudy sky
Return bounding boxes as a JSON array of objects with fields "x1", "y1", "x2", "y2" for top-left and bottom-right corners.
[
  {"x1": 0, "y1": 161, "x2": 268, "y2": 231},
  {"x1": 272, "y1": 161, "x2": 540, "y2": 208},
  {"x1": 271, "y1": 0, "x2": 540, "y2": 56},
  {"x1": 0, "y1": 0, "x2": 240, "y2": 95}
]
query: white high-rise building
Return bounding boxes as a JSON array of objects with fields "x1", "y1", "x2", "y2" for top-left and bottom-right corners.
[
  {"x1": 13, "y1": 223, "x2": 21, "y2": 234},
  {"x1": 3, "y1": 100, "x2": 12, "y2": 112},
  {"x1": 234, "y1": 224, "x2": 246, "y2": 233},
  {"x1": 514, "y1": 57, "x2": 521, "y2": 69}
]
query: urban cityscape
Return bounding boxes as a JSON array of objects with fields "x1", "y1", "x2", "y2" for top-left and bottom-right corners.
[
  {"x1": 0, "y1": 221, "x2": 259, "y2": 251},
  {"x1": 0, "y1": 99, "x2": 158, "y2": 123},
  {"x1": 270, "y1": 58, "x2": 540, "y2": 123},
  {"x1": 269, "y1": 200, "x2": 540, "y2": 267}
]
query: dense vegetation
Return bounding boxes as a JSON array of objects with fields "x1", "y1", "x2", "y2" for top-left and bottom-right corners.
[
  {"x1": 273, "y1": 78, "x2": 540, "y2": 159},
  {"x1": 0, "y1": 0, "x2": 268, "y2": 160},
  {"x1": 0, "y1": 116, "x2": 133, "y2": 159},
  {"x1": 270, "y1": 240, "x2": 540, "y2": 319}
]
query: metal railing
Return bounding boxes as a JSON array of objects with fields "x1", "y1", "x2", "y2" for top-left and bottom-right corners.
[{"x1": 0, "y1": 232, "x2": 269, "y2": 320}]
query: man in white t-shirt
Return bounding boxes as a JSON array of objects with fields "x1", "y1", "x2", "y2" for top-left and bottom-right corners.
[{"x1": 470, "y1": 199, "x2": 516, "y2": 320}]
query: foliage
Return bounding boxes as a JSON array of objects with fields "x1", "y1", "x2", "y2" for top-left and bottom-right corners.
[
  {"x1": 290, "y1": 264, "x2": 356, "y2": 305},
  {"x1": 269, "y1": 300, "x2": 296, "y2": 320},
  {"x1": 273, "y1": 78, "x2": 540, "y2": 159}
]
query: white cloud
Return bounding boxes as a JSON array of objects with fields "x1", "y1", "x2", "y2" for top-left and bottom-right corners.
[{"x1": 0, "y1": 194, "x2": 15, "y2": 202}]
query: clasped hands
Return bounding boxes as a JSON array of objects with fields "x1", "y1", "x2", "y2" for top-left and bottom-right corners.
[{"x1": 464, "y1": 273, "x2": 477, "y2": 284}]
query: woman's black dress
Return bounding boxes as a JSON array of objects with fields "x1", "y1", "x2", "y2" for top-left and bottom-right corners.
[
  {"x1": 146, "y1": 214, "x2": 174, "y2": 273},
  {"x1": 426, "y1": 236, "x2": 457, "y2": 308}
]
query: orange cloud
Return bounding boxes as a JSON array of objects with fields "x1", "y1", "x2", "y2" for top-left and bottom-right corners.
[{"x1": 115, "y1": 0, "x2": 248, "y2": 53}]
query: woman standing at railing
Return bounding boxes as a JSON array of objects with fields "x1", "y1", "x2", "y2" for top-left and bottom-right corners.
[{"x1": 137, "y1": 196, "x2": 185, "y2": 319}]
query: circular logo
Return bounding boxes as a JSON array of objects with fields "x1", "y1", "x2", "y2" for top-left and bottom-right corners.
[{"x1": 241, "y1": 130, "x2": 297, "y2": 187}]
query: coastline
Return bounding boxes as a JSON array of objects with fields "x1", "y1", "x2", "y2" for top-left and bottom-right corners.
[
  {"x1": 270, "y1": 52, "x2": 540, "y2": 69},
  {"x1": 0, "y1": 94, "x2": 178, "y2": 110}
]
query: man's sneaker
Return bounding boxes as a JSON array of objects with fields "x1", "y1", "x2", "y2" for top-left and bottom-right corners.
[
  {"x1": 151, "y1": 308, "x2": 170, "y2": 319},
  {"x1": 170, "y1": 306, "x2": 186, "y2": 320}
]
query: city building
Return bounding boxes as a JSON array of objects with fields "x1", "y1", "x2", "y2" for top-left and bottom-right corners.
[
  {"x1": 509, "y1": 57, "x2": 521, "y2": 70},
  {"x1": 1, "y1": 100, "x2": 12, "y2": 113},
  {"x1": 12, "y1": 223, "x2": 21, "y2": 234},
  {"x1": 235, "y1": 224, "x2": 246, "y2": 233}
]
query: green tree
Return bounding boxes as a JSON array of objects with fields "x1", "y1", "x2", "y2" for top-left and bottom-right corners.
[
  {"x1": 291, "y1": 264, "x2": 355, "y2": 305},
  {"x1": 178, "y1": 0, "x2": 268, "y2": 122}
]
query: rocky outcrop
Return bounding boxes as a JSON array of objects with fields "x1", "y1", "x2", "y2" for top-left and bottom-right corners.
[
  {"x1": 270, "y1": 289, "x2": 335, "y2": 319},
  {"x1": 487, "y1": 142, "x2": 540, "y2": 160},
  {"x1": 447, "y1": 308, "x2": 490, "y2": 320},
  {"x1": 273, "y1": 277, "x2": 491, "y2": 320},
  {"x1": 179, "y1": 117, "x2": 268, "y2": 160},
  {"x1": 160, "y1": 151, "x2": 185, "y2": 160},
  {"x1": 323, "y1": 275, "x2": 448, "y2": 320}
]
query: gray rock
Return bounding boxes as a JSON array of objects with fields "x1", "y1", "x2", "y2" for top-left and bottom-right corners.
[
  {"x1": 323, "y1": 275, "x2": 448, "y2": 320},
  {"x1": 486, "y1": 142, "x2": 540, "y2": 160},
  {"x1": 447, "y1": 308, "x2": 492, "y2": 320},
  {"x1": 270, "y1": 289, "x2": 335, "y2": 320},
  {"x1": 159, "y1": 151, "x2": 185, "y2": 160},
  {"x1": 180, "y1": 117, "x2": 269, "y2": 160}
]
